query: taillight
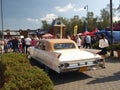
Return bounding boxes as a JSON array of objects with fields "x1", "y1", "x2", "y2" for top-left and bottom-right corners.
[
  {"x1": 94, "y1": 59, "x2": 104, "y2": 64},
  {"x1": 59, "y1": 63, "x2": 69, "y2": 68},
  {"x1": 99, "y1": 59, "x2": 104, "y2": 62},
  {"x1": 59, "y1": 64, "x2": 64, "y2": 67},
  {"x1": 64, "y1": 63, "x2": 69, "y2": 67},
  {"x1": 96, "y1": 52, "x2": 99, "y2": 54}
]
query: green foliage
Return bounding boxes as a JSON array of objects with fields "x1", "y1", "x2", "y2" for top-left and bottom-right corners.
[
  {"x1": 92, "y1": 42, "x2": 99, "y2": 49},
  {"x1": 113, "y1": 43, "x2": 120, "y2": 51},
  {"x1": 41, "y1": 20, "x2": 50, "y2": 30},
  {"x1": 1, "y1": 52, "x2": 54, "y2": 90},
  {"x1": 106, "y1": 43, "x2": 120, "y2": 51},
  {"x1": 106, "y1": 45, "x2": 111, "y2": 51}
]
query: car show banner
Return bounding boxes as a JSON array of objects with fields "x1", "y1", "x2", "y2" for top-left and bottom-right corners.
[{"x1": 74, "y1": 25, "x2": 78, "y2": 36}]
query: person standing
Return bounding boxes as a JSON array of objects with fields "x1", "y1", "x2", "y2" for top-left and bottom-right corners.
[
  {"x1": 34, "y1": 34, "x2": 39, "y2": 41},
  {"x1": 8, "y1": 37, "x2": 13, "y2": 52},
  {"x1": 25, "y1": 35, "x2": 31, "y2": 54},
  {"x1": 21, "y1": 38, "x2": 25, "y2": 53},
  {"x1": 85, "y1": 34, "x2": 91, "y2": 48},
  {"x1": 0, "y1": 39, "x2": 4, "y2": 54},
  {"x1": 12, "y1": 37, "x2": 19, "y2": 52},
  {"x1": 98, "y1": 34, "x2": 109, "y2": 68},
  {"x1": 31, "y1": 38, "x2": 36, "y2": 46},
  {"x1": 83, "y1": 36, "x2": 87, "y2": 48},
  {"x1": 76, "y1": 35, "x2": 82, "y2": 49},
  {"x1": 4, "y1": 38, "x2": 9, "y2": 53},
  {"x1": 18, "y1": 37, "x2": 22, "y2": 53}
]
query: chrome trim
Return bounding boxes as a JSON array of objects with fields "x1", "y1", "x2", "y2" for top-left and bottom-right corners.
[{"x1": 59, "y1": 59, "x2": 103, "y2": 69}]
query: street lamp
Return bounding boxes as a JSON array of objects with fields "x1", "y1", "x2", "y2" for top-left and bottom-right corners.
[
  {"x1": 1, "y1": 0, "x2": 4, "y2": 40},
  {"x1": 85, "y1": 5, "x2": 88, "y2": 30},
  {"x1": 110, "y1": 0, "x2": 114, "y2": 56}
]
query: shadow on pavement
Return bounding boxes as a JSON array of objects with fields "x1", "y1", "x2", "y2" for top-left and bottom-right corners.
[
  {"x1": 105, "y1": 56, "x2": 120, "y2": 63},
  {"x1": 87, "y1": 71, "x2": 120, "y2": 84},
  {"x1": 49, "y1": 71, "x2": 91, "y2": 85},
  {"x1": 29, "y1": 59, "x2": 92, "y2": 85}
]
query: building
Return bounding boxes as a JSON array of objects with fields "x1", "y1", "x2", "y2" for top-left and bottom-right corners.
[{"x1": 49, "y1": 19, "x2": 66, "y2": 38}]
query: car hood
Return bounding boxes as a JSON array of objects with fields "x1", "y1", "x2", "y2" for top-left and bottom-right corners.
[{"x1": 54, "y1": 49, "x2": 101, "y2": 62}]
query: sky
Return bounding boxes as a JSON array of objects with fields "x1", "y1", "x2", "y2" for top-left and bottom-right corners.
[{"x1": 0, "y1": 0, "x2": 120, "y2": 30}]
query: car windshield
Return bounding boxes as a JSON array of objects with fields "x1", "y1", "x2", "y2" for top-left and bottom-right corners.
[{"x1": 54, "y1": 43, "x2": 76, "y2": 50}]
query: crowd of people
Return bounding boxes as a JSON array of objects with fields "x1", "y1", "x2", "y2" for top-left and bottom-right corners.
[
  {"x1": 0, "y1": 34, "x2": 109, "y2": 55},
  {"x1": 67, "y1": 34, "x2": 102, "y2": 49},
  {"x1": 0, "y1": 34, "x2": 39, "y2": 54}
]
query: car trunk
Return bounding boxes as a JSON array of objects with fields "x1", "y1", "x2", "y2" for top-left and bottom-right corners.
[{"x1": 54, "y1": 49, "x2": 100, "y2": 62}]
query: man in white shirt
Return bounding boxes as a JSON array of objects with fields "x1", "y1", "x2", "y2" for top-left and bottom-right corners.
[{"x1": 25, "y1": 35, "x2": 31, "y2": 54}]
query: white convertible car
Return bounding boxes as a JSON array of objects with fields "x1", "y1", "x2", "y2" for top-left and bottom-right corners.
[{"x1": 27, "y1": 39, "x2": 104, "y2": 73}]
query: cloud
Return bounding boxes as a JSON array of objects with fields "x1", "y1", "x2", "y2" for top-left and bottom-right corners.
[
  {"x1": 41, "y1": 13, "x2": 58, "y2": 23},
  {"x1": 113, "y1": 16, "x2": 120, "y2": 22},
  {"x1": 73, "y1": 5, "x2": 87, "y2": 12},
  {"x1": 26, "y1": 18, "x2": 39, "y2": 22},
  {"x1": 55, "y1": 3, "x2": 75, "y2": 12},
  {"x1": 73, "y1": 7, "x2": 85, "y2": 12},
  {"x1": 26, "y1": 14, "x2": 58, "y2": 24}
]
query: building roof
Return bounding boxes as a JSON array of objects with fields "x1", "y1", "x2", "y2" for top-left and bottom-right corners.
[
  {"x1": 51, "y1": 19, "x2": 66, "y2": 27},
  {"x1": 10, "y1": 31, "x2": 20, "y2": 35}
]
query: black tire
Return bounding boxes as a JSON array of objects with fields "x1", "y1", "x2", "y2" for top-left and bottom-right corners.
[
  {"x1": 27, "y1": 52, "x2": 32, "y2": 59},
  {"x1": 44, "y1": 66, "x2": 49, "y2": 73}
]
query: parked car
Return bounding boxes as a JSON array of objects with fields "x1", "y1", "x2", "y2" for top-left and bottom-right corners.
[{"x1": 27, "y1": 39, "x2": 104, "y2": 73}]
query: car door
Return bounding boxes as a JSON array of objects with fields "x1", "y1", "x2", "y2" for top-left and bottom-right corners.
[
  {"x1": 35, "y1": 41, "x2": 59, "y2": 71},
  {"x1": 35, "y1": 41, "x2": 49, "y2": 64}
]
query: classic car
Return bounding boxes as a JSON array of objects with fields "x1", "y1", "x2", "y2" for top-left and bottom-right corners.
[{"x1": 27, "y1": 39, "x2": 104, "y2": 73}]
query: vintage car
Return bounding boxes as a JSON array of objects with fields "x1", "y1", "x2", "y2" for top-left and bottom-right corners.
[{"x1": 27, "y1": 39, "x2": 104, "y2": 73}]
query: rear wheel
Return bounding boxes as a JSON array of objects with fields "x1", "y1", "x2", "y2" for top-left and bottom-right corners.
[
  {"x1": 44, "y1": 66, "x2": 49, "y2": 73},
  {"x1": 27, "y1": 52, "x2": 31, "y2": 59}
]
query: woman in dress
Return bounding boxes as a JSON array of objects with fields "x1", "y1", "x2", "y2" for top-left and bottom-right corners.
[{"x1": 98, "y1": 34, "x2": 109, "y2": 68}]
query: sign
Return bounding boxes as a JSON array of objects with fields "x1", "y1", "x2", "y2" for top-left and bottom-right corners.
[
  {"x1": 74, "y1": 25, "x2": 78, "y2": 36},
  {"x1": 60, "y1": 26, "x2": 63, "y2": 38}
]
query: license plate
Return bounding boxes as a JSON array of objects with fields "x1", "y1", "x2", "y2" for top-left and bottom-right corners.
[{"x1": 79, "y1": 67, "x2": 87, "y2": 72}]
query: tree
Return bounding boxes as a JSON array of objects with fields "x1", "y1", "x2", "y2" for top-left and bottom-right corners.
[
  {"x1": 88, "y1": 17, "x2": 97, "y2": 31},
  {"x1": 41, "y1": 20, "x2": 50, "y2": 30},
  {"x1": 96, "y1": 16, "x2": 103, "y2": 30},
  {"x1": 70, "y1": 15, "x2": 84, "y2": 35},
  {"x1": 86, "y1": 11, "x2": 98, "y2": 31},
  {"x1": 100, "y1": 8, "x2": 110, "y2": 29},
  {"x1": 117, "y1": 4, "x2": 120, "y2": 18}
]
